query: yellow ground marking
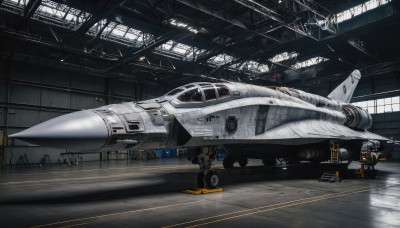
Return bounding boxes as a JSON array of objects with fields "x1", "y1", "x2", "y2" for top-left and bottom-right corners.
[
  {"x1": 58, "y1": 222, "x2": 88, "y2": 228},
  {"x1": 163, "y1": 186, "x2": 381, "y2": 228},
  {"x1": 31, "y1": 200, "x2": 203, "y2": 228}
]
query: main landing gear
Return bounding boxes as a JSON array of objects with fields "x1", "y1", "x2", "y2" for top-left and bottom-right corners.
[{"x1": 183, "y1": 146, "x2": 223, "y2": 195}]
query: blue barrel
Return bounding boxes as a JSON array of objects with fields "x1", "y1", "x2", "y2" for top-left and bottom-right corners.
[
  {"x1": 217, "y1": 153, "x2": 226, "y2": 159},
  {"x1": 171, "y1": 149, "x2": 177, "y2": 157},
  {"x1": 165, "y1": 149, "x2": 171, "y2": 158}
]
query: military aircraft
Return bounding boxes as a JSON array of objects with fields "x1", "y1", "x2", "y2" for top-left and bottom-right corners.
[{"x1": 10, "y1": 69, "x2": 387, "y2": 188}]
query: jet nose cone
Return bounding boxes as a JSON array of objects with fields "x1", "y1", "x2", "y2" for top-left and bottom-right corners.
[{"x1": 10, "y1": 110, "x2": 109, "y2": 151}]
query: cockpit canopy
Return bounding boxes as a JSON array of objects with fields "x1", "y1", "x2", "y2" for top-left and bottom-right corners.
[{"x1": 164, "y1": 83, "x2": 231, "y2": 106}]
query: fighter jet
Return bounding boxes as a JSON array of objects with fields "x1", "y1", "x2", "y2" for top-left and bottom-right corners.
[{"x1": 10, "y1": 69, "x2": 387, "y2": 188}]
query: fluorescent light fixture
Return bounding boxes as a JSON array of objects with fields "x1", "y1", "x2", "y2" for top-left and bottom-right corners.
[{"x1": 169, "y1": 18, "x2": 199, "y2": 34}]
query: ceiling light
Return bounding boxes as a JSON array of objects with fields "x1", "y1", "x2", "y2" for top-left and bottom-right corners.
[{"x1": 169, "y1": 19, "x2": 199, "y2": 34}]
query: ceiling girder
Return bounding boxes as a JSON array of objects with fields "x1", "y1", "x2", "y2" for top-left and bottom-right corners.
[
  {"x1": 105, "y1": 30, "x2": 187, "y2": 71},
  {"x1": 66, "y1": 0, "x2": 126, "y2": 44},
  {"x1": 175, "y1": 0, "x2": 283, "y2": 44},
  {"x1": 234, "y1": 0, "x2": 337, "y2": 41},
  {"x1": 347, "y1": 37, "x2": 377, "y2": 60},
  {"x1": 208, "y1": 51, "x2": 262, "y2": 76},
  {"x1": 24, "y1": 0, "x2": 42, "y2": 19}
]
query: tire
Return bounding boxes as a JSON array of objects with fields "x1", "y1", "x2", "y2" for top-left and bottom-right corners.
[
  {"x1": 206, "y1": 171, "x2": 220, "y2": 189},
  {"x1": 239, "y1": 158, "x2": 248, "y2": 167},
  {"x1": 223, "y1": 156, "x2": 235, "y2": 169},
  {"x1": 197, "y1": 172, "x2": 205, "y2": 188},
  {"x1": 262, "y1": 158, "x2": 276, "y2": 166}
]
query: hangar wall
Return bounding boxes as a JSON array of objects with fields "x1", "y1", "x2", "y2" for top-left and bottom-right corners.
[
  {"x1": 0, "y1": 60, "x2": 168, "y2": 166},
  {"x1": 1, "y1": 59, "x2": 399, "y2": 166}
]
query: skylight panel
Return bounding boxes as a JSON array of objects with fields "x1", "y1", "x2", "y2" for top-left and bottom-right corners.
[
  {"x1": 269, "y1": 52, "x2": 299, "y2": 63},
  {"x1": 239, "y1": 61, "x2": 270, "y2": 73},
  {"x1": 34, "y1": 0, "x2": 92, "y2": 30},
  {"x1": 155, "y1": 41, "x2": 206, "y2": 61},
  {"x1": 124, "y1": 28, "x2": 143, "y2": 41},
  {"x1": 101, "y1": 21, "x2": 117, "y2": 35},
  {"x1": 7, "y1": 0, "x2": 27, "y2": 7},
  {"x1": 185, "y1": 48, "x2": 206, "y2": 60},
  {"x1": 292, "y1": 57, "x2": 329, "y2": 69},
  {"x1": 172, "y1": 43, "x2": 192, "y2": 55},
  {"x1": 158, "y1": 40, "x2": 174, "y2": 50},
  {"x1": 111, "y1": 24, "x2": 128, "y2": 37},
  {"x1": 208, "y1": 54, "x2": 236, "y2": 65},
  {"x1": 88, "y1": 20, "x2": 153, "y2": 47},
  {"x1": 336, "y1": 0, "x2": 391, "y2": 23}
]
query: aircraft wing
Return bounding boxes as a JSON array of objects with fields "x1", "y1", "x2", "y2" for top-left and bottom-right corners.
[{"x1": 254, "y1": 119, "x2": 387, "y2": 143}]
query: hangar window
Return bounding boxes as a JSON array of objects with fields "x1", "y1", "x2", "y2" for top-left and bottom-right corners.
[
  {"x1": 178, "y1": 88, "x2": 203, "y2": 103},
  {"x1": 35, "y1": 0, "x2": 92, "y2": 30},
  {"x1": 269, "y1": 52, "x2": 299, "y2": 63},
  {"x1": 238, "y1": 61, "x2": 270, "y2": 73},
  {"x1": 95, "y1": 21, "x2": 154, "y2": 47},
  {"x1": 216, "y1": 85, "x2": 230, "y2": 98},
  {"x1": 8, "y1": 0, "x2": 26, "y2": 7},
  {"x1": 156, "y1": 41, "x2": 206, "y2": 62},
  {"x1": 336, "y1": 0, "x2": 392, "y2": 23},
  {"x1": 377, "y1": 97, "x2": 400, "y2": 113},
  {"x1": 352, "y1": 96, "x2": 400, "y2": 114},
  {"x1": 292, "y1": 57, "x2": 329, "y2": 69},
  {"x1": 208, "y1": 54, "x2": 236, "y2": 66},
  {"x1": 85, "y1": 19, "x2": 155, "y2": 47},
  {"x1": 204, "y1": 88, "x2": 217, "y2": 101}
]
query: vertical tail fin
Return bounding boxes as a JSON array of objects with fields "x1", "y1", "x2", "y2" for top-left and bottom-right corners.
[{"x1": 327, "y1": 69, "x2": 361, "y2": 103}]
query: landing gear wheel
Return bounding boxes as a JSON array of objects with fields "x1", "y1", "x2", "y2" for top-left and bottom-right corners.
[
  {"x1": 239, "y1": 158, "x2": 248, "y2": 167},
  {"x1": 197, "y1": 172, "x2": 205, "y2": 188},
  {"x1": 206, "y1": 171, "x2": 220, "y2": 189},
  {"x1": 223, "y1": 156, "x2": 235, "y2": 169},
  {"x1": 262, "y1": 159, "x2": 277, "y2": 166}
]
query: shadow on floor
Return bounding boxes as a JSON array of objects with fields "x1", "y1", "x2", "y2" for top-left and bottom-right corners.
[{"x1": 0, "y1": 163, "x2": 390, "y2": 205}]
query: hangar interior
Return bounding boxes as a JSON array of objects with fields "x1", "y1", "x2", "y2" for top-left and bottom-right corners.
[
  {"x1": 0, "y1": 0, "x2": 399, "y2": 165},
  {"x1": 0, "y1": 0, "x2": 400, "y2": 227}
]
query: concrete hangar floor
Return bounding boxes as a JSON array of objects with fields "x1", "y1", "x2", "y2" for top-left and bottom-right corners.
[{"x1": 0, "y1": 159, "x2": 399, "y2": 227}]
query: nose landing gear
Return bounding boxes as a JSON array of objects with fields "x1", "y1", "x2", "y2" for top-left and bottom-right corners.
[{"x1": 183, "y1": 146, "x2": 223, "y2": 195}]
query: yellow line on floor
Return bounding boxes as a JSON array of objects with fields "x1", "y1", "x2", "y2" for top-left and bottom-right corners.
[
  {"x1": 58, "y1": 222, "x2": 88, "y2": 228},
  {"x1": 30, "y1": 200, "x2": 203, "y2": 228},
  {"x1": 163, "y1": 186, "x2": 380, "y2": 228},
  {"x1": 183, "y1": 186, "x2": 383, "y2": 228}
]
